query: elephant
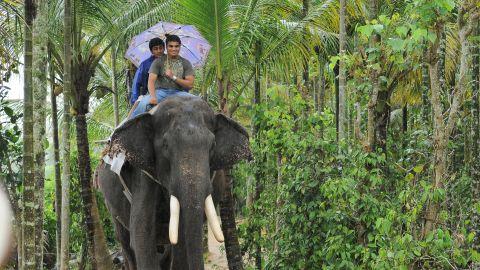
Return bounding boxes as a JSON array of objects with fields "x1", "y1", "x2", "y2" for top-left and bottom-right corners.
[{"x1": 95, "y1": 95, "x2": 251, "y2": 270}]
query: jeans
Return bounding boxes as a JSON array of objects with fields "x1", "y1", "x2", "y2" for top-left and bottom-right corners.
[{"x1": 130, "y1": 88, "x2": 194, "y2": 118}]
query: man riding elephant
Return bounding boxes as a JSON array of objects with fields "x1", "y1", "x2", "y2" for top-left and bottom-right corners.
[
  {"x1": 97, "y1": 95, "x2": 251, "y2": 269},
  {"x1": 129, "y1": 37, "x2": 165, "y2": 105},
  {"x1": 130, "y1": 34, "x2": 195, "y2": 118}
]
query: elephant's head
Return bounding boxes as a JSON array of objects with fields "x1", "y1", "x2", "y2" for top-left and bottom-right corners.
[{"x1": 109, "y1": 95, "x2": 250, "y2": 268}]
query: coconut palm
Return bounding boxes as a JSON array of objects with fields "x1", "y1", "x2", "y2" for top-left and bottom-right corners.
[
  {"x1": 32, "y1": 0, "x2": 48, "y2": 267},
  {"x1": 338, "y1": 0, "x2": 346, "y2": 141},
  {"x1": 59, "y1": 0, "x2": 72, "y2": 268},
  {"x1": 0, "y1": 1, "x2": 21, "y2": 84},
  {"x1": 22, "y1": 0, "x2": 36, "y2": 269},
  {"x1": 45, "y1": 0, "x2": 128, "y2": 268}
]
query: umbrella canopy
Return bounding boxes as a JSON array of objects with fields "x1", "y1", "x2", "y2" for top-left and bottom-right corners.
[{"x1": 125, "y1": 22, "x2": 211, "y2": 68}]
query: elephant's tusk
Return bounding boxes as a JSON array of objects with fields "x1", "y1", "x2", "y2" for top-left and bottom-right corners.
[
  {"x1": 205, "y1": 195, "x2": 224, "y2": 243},
  {"x1": 169, "y1": 196, "x2": 180, "y2": 245}
]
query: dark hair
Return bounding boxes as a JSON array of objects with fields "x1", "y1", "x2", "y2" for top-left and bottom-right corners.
[
  {"x1": 165, "y1": 34, "x2": 181, "y2": 45},
  {"x1": 149, "y1": 38, "x2": 165, "y2": 51}
]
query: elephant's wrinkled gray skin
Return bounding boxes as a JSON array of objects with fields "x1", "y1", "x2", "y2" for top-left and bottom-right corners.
[{"x1": 96, "y1": 96, "x2": 251, "y2": 270}]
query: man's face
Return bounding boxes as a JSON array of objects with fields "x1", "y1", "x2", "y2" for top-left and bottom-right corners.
[
  {"x1": 151, "y1": 45, "x2": 164, "y2": 58},
  {"x1": 166, "y1": 41, "x2": 181, "y2": 58}
]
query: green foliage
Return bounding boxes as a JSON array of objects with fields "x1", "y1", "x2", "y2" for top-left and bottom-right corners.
[
  {"x1": 3, "y1": 0, "x2": 478, "y2": 268},
  {"x1": 41, "y1": 151, "x2": 115, "y2": 269},
  {"x1": 0, "y1": 86, "x2": 22, "y2": 205},
  {"x1": 235, "y1": 86, "x2": 474, "y2": 269}
]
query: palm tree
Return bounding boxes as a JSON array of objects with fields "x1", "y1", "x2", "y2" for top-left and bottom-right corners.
[
  {"x1": 366, "y1": 0, "x2": 379, "y2": 150},
  {"x1": 67, "y1": 1, "x2": 121, "y2": 268},
  {"x1": 472, "y1": 22, "x2": 480, "y2": 249},
  {"x1": 60, "y1": 0, "x2": 72, "y2": 268},
  {"x1": 110, "y1": 45, "x2": 120, "y2": 126},
  {"x1": 48, "y1": 45, "x2": 62, "y2": 270},
  {"x1": 43, "y1": 0, "x2": 130, "y2": 267},
  {"x1": 32, "y1": 0, "x2": 48, "y2": 267},
  {"x1": 22, "y1": 0, "x2": 36, "y2": 269},
  {"x1": 0, "y1": 2, "x2": 21, "y2": 85},
  {"x1": 338, "y1": 0, "x2": 347, "y2": 141}
]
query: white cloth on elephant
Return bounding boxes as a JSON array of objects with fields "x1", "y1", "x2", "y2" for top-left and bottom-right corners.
[
  {"x1": 102, "y1": 151, "x2": 126, "y2": 176},
  {"x1": 102, "y1": 152, "x2": 133, "y2": 203}
]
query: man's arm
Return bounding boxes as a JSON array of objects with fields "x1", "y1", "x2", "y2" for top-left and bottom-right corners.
[
  {"x1": 173, "y1": 75, "x2": 194, "y2": 90},
  {"x1": 165, "y1": 67, "x2": 194, "y2": 90},
  {"x1": 147, "y1": 72, "x2": 158, "y2": 104}
]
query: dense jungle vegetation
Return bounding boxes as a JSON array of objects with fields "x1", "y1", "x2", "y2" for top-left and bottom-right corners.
[{"x1": 0, "y1": 0, "x2": 479, "y2": 269}]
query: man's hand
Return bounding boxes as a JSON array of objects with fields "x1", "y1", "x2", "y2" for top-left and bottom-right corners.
[
  {"x1": 165, "y1": 69, "x2": 174, "y2": 80},
  {"x1": 149, "y1": 96, "x2": 158, "y2": 105}
]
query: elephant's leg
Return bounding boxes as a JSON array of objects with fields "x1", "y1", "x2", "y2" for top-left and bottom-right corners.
[
  {"x1": 113, "y1": 220, "x2": 136, "y2": 270},
  {"x1": 130, "y1": 176, "x2": 159, "y2": 270}
]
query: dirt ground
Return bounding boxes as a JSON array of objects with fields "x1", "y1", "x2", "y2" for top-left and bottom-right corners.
[{"x1": 205, "y1": 219, "x2": 228, "y2": 270}]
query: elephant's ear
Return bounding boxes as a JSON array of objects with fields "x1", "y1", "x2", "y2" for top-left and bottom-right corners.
[
  {"x1": 211, "y1": 114, "x2": 252, "y2": 170},
  {"x1": 109, "y1": 113, "x2": 155, "y2": 174}
]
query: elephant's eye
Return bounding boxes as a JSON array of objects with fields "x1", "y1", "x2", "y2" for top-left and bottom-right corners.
[
  {"x1": 160, "y1": 138, "x2": 169, "y2": 156},
  {"x1": 209, "y1": 140, "x2": 216, "y2": 156}
]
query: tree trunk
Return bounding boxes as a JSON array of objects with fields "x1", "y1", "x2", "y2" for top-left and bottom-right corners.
[
  {"x1": 374, "y1": 91, "x2": 390, "y2": 154},
  {"x1": 126, "y1": 62, "x2": 135, "y2": 104},
  {"x1": 464, "y1": 111, "x2": 472, "y2": 171},
  {"x1": 111, "y1": 46, "x2": 120, "y2": 126},
  {"x1": 438, "y1": 25, "x2": 447, "y2": 91},
  {"x1": 334, "y1": 64, "x2": 339, "y2": 141},
  {"x1": 338, "y1": 0, "x2": 347, "y2": 141},
  {"x1": 366, "y1": 0, "x2": 379, "y2": 152},
  {"x1": 214, "y1": 70, "x2": 244, "y2": 269},
  {"x1": 354, "y1": 102, "x2": 363, "y2": 141},
  {"x1": 252, "y1": 41, "x2": 262, "y2": 270},
  {"x1": 22, "y1": 1, "x2": 37, "y2": 268},
  {"x1": 421, "y1": 60, "x2": 430, "y2": 125},
  {"x1": 219, "y1": 170, "x2": 244, "y2": 270},
  {"x1": 60, "y1": 0, "x2": 73, "y2": 268},
  {"x1": 218, "y1": 77, "x2": 227, "y2": 113},
  {"x1": 317, "y1": 57, "x2": 326, "y2": 114},
  {"x1": 33, "y1": 1, "x2": 48, "y2": 268},
  {"x1": 92, "y1": 191, "x2": 114, "y2": 269},
  {"x1": 78, "y1": 239, "x2": 88, "y2": 270},
  {"x1": 471, "y1": 21, "x2": 480, "y2": 248},
  {"x1": 402, "y1": 105, "x2": 408, "y2": 133},
  {"x1": 302, "y1": 0, "x2": 310, "y2": 100},
  {"x1": 68, "y1": 13, "x2": 115, "y2": 270},
  {"x1": 49, "y1": 46, "x2": 62, "y2": 270},
  {"x1": 75, "y1": 111, "x2": 114, "y2": 270},
  {"x1": 423, "y1": 15, "x2": 474, "y2": 236},
  {"x1": 423, "y1": 31, "x2": 446, "y2": 237}
]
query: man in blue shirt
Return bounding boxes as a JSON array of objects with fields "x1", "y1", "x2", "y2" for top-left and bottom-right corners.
[{"x1": 129, "y1": 38, "x2": 165, "y2": 105}]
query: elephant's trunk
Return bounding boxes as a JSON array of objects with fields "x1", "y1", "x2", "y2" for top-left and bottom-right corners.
[
  {"x1": 180, "y1": 196, "x2": 206, "y2": 270},
  {"x1": 167, "y1": 136, "x2": 215, "y2": 269}
]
